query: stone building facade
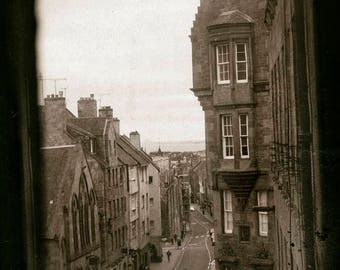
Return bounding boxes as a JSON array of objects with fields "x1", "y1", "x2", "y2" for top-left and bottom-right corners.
[
  {"x1": 265, "y1": 0, "x2": 340, "y2": 269},
  {"x1": 190, "y1": 1, "x2": 275, "y2": 269},
  {"x1": 68, "y1": 98, "x2": 129, "y2": 270},
  {"x1": 40, "y1": 95, "x2": 102, "y2": 270}
]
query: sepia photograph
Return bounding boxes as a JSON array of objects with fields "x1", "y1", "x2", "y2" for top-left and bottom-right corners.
[{"x1": 0, "y1": 0, "x2": 339, "y2": 269}]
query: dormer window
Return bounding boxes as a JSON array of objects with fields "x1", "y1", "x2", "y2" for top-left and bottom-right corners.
[{"x1": 216, "y1": 44, "x2": 230, "y2": 84}]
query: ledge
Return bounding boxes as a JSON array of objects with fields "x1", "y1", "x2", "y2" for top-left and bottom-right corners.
[
  {"x1": 249, "y1": 258, "x2": 274, "y2": 266},
  {"x1": 190, "y1": 87, "x2": 212, "y2": 98},
  {"x1": 253, "y1": 80, "x2": 270, "y2": 92}
]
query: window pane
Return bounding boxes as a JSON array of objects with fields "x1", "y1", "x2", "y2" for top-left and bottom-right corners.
[
  {"x1": 236, "y1": 44, "x2": 245, "y2": 52},
  {"x1": 240, "y1": 115, "x2": 247, "y2": 125},
  {"x1": 238, "y1": 71, "x2": 247, "y2": 80},
  {"x1": 237, "y1": 52, "x2": 246, "y2": 61},
  {"x1": 241, "y1": 137, "x2": 247, "y2": 146},
  {"x1": 241, "y1": 125, "x2": 247, "y2": 135},
  {"x1": 242, "y1": 146, "x2": 248, "y2": 156},
  {"x1": 237, "y1": 63, "x2": 247, "y2": 72}
]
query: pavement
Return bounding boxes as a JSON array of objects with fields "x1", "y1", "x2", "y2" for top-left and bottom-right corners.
[
  {"x1": 149, "y1": 233, "x2": 192, "y2": 270},
  {"x1": 192, "y1": 203, "x2": 215, "y2": 224},
  {"x1": 150, "y1": 204, "x2": 215, "y2": 270}
]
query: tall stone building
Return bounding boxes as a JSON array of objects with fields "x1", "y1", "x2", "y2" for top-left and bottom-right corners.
[
  {"x1": 265, "y1": 0, "x2": 340, "y2": 269},
  {"x1": 68, "y1": 98, "x2": 129, "y2": 270},
  {"x1": 190, "y1": 0, "x2": 275, "y2": 269}
]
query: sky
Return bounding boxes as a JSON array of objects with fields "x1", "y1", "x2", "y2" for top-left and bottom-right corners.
[{"x1": 36, "y1": 0, "x2": 204, "y2": 143}]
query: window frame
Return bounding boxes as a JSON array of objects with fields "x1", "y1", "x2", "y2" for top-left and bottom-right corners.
[
  {"x1": 223, "y1": 190, "x2": 233, "y2": 234},
  {"x1": 239, "y1": 114, "x2": 249, "y2": 158},
  {"x1": 216, "y1": 44, "x2": 231, "y2": 84},
  {"x1": 257, "y1": 191, "x2": 269, "y2": 236},
  {"x1": 222, "y1": 115, "x2": 234, "y2": 159},
  {"x1": 235, "y1": 43, "x2": 248, "y2": 83}
]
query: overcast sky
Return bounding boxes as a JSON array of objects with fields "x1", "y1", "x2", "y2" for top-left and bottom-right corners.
[{"x1": 36, "y1": 0, "x2": 204, "y2": 142}]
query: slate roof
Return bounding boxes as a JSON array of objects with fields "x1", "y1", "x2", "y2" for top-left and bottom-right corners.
[
  {"x1": 117, "y1": 136, "x2": 149, "y2": 166},
  {"x1": 66, "y1": 122, "x2": 96, "y2": 138},
  {"x1": 209, "y1": 10, "x2": 254, "y2": 27},
  {"x1": 117, "y1": 143, "x2": 138, "y2": 166},
  {"x1": 68, "y1": 118, "x2": 108, "y2": 136},
  {"x1": 40, "y1": 145, "x2": 80, "y2": 239}
]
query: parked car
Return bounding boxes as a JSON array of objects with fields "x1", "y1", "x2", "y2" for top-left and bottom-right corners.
[{"x1": 190, "y1": 205, "x2": 195, "y2": 211}]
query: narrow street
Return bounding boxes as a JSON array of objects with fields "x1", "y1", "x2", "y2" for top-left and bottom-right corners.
[
  {"x1": 150, "y1": 206, "x2": 215, "y2": 270},
  {"x1": 177, "y1": 209, "x2": 215, "y2": 270}
]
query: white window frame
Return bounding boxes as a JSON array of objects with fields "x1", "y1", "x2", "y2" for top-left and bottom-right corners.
[
  {"x1": 257, "y1": 191, "x2": 268, "y2": 236},
  {"x1": 223, "y1": 190, "x2": 233, "y2": 234},
  {"x1": 239, "y1": 114, "x2": 249, "y2": 158},
  {"x1": 235, "y1": 43, "x2": 248, "y2": 83},
  {"x1": 216, "y1": 44, "x2": 230, "y2": 84},
  {"x1": 222, "y1": 115, "x2": 234, "y2": 159}
]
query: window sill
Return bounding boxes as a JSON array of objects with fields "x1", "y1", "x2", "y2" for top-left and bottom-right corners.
[
  {"x1": 217, "y1": 81, "x2": 230, "y2": 85},
  {"x1": 259, "y1": 234, "x2": 268, "y2": 237},
  {"x1": 252, "y1": 206, "x2": 274, "y2": 212}
]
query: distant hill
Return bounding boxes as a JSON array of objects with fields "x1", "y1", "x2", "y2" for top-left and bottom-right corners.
[{"x1": 142, "y1": 140, "x2": 205, "y2": 153}]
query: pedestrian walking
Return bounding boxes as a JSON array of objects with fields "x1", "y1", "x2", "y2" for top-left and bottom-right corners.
[
  {"x1": 177, "y1": 238, "x2": 182, "y2": 249},
  {"x1": 166, "y1": 250, "x2": 171, "y2": 262},
  {"x1": 166, "y1": 250, "x2": 172, "y2": 262},
  {"x1": 173, "y1": 233, "x2": 177, "y2": 243}
]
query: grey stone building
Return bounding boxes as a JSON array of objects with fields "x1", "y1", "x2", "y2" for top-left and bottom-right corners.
[{"x1": 190, "y1": 1, "x2": 275, "y2": 269}]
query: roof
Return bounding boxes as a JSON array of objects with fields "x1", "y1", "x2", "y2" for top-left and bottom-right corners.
[
  {"x1": 66, "y1": 122, "x2": 96, "y2": 138},
  {"x1": 209, "y1": 10, "x2": 254, "y2": 27},
  {"x1": 192, "y1": 158, "x2": 206, "y2": 171},
  {"x1": 117, "y1": 136, "x2": 149, "y2": 166},
  {"x1": 68, "y1": 118, "x2": 108, "y2": 136},
  {"x1": 40, "y1": 144, "x2": 81, "y2": 239},
  {"x1": 117, "y1": 143, "x2": 138, "y2": 166}
]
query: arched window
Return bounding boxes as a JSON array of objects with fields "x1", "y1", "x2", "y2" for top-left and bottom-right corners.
[
  {"x1": 79, "y1": 174, "x2": 90, "y2": 249},
  {"x1": 72, "y1": 195, "x2": 79, "y2": 253},
  {"x1": 90, "y1": 189, "x2": 96, "y2": 243}
]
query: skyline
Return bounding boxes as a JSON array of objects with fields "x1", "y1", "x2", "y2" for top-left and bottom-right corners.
[{"x1": 37, "y1": 0, "x2": 204, "y2": 142}]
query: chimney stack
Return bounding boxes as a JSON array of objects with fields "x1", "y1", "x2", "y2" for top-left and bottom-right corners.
[
  {"x1": 43, "y1": 94, "x2": 67, "y2": 142},
  {"x1": 129, "y1": 131, "x2": 141, "y2": 150},
  {"x1": 113, "y1": 118, "x2": 120, "y2": 135},
  {"x1": 77, "y1": 94, "x2": 97, "y2": 118},
  {"x1": 99, "y1": 106, "x2": 113, "y2": 118}
]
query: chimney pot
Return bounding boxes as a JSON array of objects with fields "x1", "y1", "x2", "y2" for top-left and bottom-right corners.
[{"x1": 59, "y1": 91, "x2": 63, "y2": 97}]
